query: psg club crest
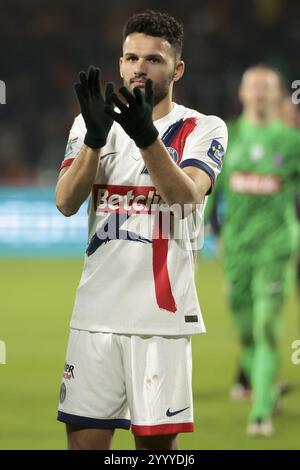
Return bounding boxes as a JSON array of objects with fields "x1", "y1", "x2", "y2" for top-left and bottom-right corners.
[
  {"x1": 141, "y1": 147, "x2": 179, "y2": 174},
  {"x1": 207, "y1": 140, "x2": 224, "y2": 169},
  {"x1": 167, "y1": 146, "x2": 179, "y2": 163}
]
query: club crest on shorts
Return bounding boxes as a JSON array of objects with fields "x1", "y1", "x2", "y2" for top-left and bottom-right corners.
[
  {"x1": 59, "y1": 382, "x2": 67, "y2": 404},
  {"x1": 207, "y1": 139, "x2": 224, "y2": 169}
]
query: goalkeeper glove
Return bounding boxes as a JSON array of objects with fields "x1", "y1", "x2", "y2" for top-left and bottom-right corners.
[
  {"x1": 104, "y1": 79, "x2": 159, "y2": 149},
  {"x1": 74, "y1": 66, "x2": 114, "y2": 149}
]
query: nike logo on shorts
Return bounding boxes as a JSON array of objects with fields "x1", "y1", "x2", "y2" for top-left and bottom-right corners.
[{"x1": 166, "y1": 406, "x2": 190, "y2": 417}]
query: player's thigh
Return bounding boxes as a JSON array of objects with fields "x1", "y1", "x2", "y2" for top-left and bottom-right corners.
[
  {"x1": 66, "y1": 424, "x2": 114, "y2": 450},
  {"x1": 123, "y1": 335, "x2": 194, "y2": 441},
  {"x1": 253, "y1": 256, "x2": 293, "y2": 304},
  {"x1": 224, "y1": 253, "x2": 254, "y2": 313},
  {"x1": 252, "y1": 257, "x2": 293, "y2": 344}
]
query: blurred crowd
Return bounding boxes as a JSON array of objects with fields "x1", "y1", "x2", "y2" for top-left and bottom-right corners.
[{"x1": 1, "y1": 0, "x2": 300, "y2": 185}]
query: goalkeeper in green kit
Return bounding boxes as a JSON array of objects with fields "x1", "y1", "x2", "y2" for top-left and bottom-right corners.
[{"x1": 210, "y1": 65, "x2": 300, "y2": 436}]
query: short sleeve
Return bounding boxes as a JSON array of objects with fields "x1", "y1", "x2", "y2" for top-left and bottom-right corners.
[
  {"x1": 60, "y1": 114, "x2": 86, "y2": 170},
  {"x1": 180, "y1": 115, "x2": 228, "y2": 194}
]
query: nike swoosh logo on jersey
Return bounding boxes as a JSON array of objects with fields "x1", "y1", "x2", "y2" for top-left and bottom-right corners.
[
  {"x1": 166, "y1": 406, "x2": 190, "y2": 417},
  {"x1": 100, "y1": 152, "x2": 118, "y2": 160}
]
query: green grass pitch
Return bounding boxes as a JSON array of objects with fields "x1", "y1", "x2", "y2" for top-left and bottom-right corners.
[{"x1": 0, "y1": 258, "x2": 299, "y2": 450}]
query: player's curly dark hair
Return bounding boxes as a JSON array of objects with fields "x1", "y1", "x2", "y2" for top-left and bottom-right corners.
[{"x1": 123, "y1": 10, "x2": 184, "y2": 59}]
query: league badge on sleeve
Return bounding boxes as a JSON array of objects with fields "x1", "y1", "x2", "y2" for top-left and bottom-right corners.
[{"x1": 207, "y1": 139, "x2": 225, "y2": 170}]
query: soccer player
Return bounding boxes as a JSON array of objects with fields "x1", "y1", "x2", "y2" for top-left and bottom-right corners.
[
  {"x1": 279, "y1": 93, "x2": 300, "y2": 305},
  {"x1": 214, "y1": 65, "x2": 300, "y2": 436},
  {"x1": 55, "y1": 10, "x2": 227, "y2": 450}
]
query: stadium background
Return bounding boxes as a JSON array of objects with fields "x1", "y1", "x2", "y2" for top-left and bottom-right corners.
[{"x1": 0, "y1": 0, "x2": 299, "y2": 449}]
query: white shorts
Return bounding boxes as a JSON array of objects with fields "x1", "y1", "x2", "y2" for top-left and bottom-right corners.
[{"x1": 57, "y1": 329, "x2": 194, "y2": 436}]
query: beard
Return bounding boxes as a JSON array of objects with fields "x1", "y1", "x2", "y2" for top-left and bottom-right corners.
[{"x1": 124, "y1": 71, "x2": 174, "y2": 106}]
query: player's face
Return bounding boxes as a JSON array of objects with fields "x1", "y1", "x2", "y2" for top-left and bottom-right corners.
[
  {"x1": 120, "y1": 33, "x2": 184, "y2": 105},
  {"x1": 239, "y1": 69, "x2": 282, "y2": 116}
]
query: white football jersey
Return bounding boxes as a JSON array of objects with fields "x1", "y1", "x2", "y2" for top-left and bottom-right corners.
[{"x1": 60, "y1": 103, "x2": 227, "y2": 335}]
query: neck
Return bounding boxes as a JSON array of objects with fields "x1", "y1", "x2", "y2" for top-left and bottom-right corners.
[
  {"x1": 152, "y1": 90, "x2": 174, "y2": 121},
  {"x1": 243, "y1": 109, "x2": 274, "y2": 127}
]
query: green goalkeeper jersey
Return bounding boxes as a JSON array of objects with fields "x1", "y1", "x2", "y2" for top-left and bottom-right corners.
[{"x1": 218, "y1": 117, "x2": 300, "y2": 258}]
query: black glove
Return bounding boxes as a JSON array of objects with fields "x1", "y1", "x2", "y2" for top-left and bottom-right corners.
[
  {"x1": 74, "y1": 66, "x2": 114, "y2": 149},
  {"x1": 104, "y1": 79, "x2": 159, "y2": 149}
]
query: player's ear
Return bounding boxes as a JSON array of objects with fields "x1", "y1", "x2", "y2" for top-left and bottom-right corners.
[{"x1": 173, "y1": 60, "x2": 184, "y2": 82}]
